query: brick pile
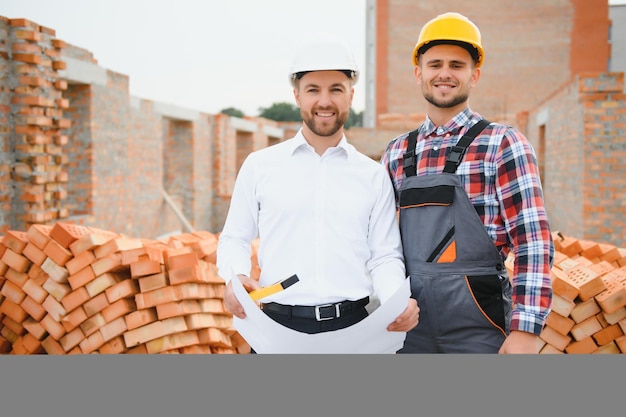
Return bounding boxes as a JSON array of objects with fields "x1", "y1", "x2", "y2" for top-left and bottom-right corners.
[
  {"x1": 0, "y1": 221, "x2": 253, "y2": 354},
  {"x1": 3, "y1": 221, "x2": 625, "y2": 354},
  {"x1": 505, "y1": 232, "x2": 626, "y2": 354}
]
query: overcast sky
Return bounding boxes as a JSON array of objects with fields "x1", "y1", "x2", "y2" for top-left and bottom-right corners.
[
  {"x1": 0, "y1": 0, "x2": 368, "y2": 115},
  {"x1": 2, "y1": 1, "x2": 624, "y2": 116}
]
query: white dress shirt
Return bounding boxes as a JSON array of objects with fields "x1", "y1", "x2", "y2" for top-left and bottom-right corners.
[{"x1": 216, "y1": 129, "x2": 406, "y2": 305}]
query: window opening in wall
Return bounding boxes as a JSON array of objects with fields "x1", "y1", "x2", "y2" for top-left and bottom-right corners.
[{"x1": 236, "y1": 131, "x2": 253, "y2": 174}]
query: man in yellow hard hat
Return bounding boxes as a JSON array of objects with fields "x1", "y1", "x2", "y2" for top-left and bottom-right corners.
[
  {"x1": 217, "y1": 35, "x2": 419, "y2": 352},
  {"x1": 381, "y1": 12, "x2": 554, "y2": 353}
]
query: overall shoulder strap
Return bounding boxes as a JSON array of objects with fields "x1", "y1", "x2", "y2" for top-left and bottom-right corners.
[
  {"x1": 443, "y1": 119, "x2": 491, "y2": 173},
  {"x1": 402, "y1": 126, "x2": 421, "y2": 177}
]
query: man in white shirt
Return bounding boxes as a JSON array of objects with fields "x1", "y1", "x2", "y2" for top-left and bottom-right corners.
[{"x1": 216, "y1": 36, "x2": 419, "y2": 347}]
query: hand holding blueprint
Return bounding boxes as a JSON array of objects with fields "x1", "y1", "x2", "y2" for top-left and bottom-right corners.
[{"x1": 231, "y1": 275, "x2": 410, "y2": 354}]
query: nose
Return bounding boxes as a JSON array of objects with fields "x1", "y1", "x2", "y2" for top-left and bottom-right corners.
[{"x1": 317, "y1": 89, "x2": 333, "y2": 107}]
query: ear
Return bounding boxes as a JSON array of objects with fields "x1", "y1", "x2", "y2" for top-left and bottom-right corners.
[
  {"x1": 470, "y1": 67, "x2": 481, "y2": 87},
  {"x1": 414, "y1": 65, "x2": 422, "y2": 85},
  {"x1": 293, "y1": 87, "x2": 301, "y2": 107},
  {"x1": 349, "y1": 87, "x2": 354, "y2": 104}
]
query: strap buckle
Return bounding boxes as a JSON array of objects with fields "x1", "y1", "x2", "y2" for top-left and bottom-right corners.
[
  {"x1": 315, "y1": 303, "x2": 341, "y2": 321},
  {"x1": 402, "y1": 150, "x2": 416, "y2": 169},
  {"x1": 447, "y1": 145, "x2": 465, "y2": 164}
]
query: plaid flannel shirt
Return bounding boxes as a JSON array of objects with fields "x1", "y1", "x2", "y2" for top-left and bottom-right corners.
[{"x1": 380, "y1": 107, "x2": 554, "y2": 335}]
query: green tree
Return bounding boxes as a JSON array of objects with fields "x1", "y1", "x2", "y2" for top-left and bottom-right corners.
[
  {"x1": 258, "y1": 102, "x2": 364, "y2": 129},
  {"x1": 220, "y1": 107, "x2": 245, "y2": 118},
  {"x1": 258, "y1": 102, "x2": 302, "y2": 122},
  {"x1": 345, "y1": 108, "x2": 363, "y2": 129}
]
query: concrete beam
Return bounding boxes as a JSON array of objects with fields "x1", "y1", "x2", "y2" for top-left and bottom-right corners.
[
  {"x1": 58, "y1": 56, "x2": 107, "y2": 86},
  {"x1": 153, "y1": 102, "x2": 200, "y2": 121}
]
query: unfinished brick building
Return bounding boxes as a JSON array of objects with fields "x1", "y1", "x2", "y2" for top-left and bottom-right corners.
[{"x1": 1, "y1": 0, "x2": 625, "y2": 248}]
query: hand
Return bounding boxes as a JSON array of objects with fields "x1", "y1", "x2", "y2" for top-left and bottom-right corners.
[
  {"x1": 387, "y1": 298, "x2": 419, "y2": 332},
  {"x1": 223, "y1": 274, "x2": 261, "y2": 319},
  {"x1": 498, "y1": 330, "x2": 540, "y2": 354}
]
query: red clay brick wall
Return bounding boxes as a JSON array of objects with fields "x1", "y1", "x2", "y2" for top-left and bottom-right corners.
[
  {"x1": 190, "y1": 115, "x2": 216, "y2": 233},
  {"x1": 128, "y1": 100, "x2": 179, "y2": 238},
  {"x1": 580, "y1": 72, "x2": 626, "y2": 245},
  {"x1": 377, "y1": 0, "x2": 610, "y2": 127},
  {"x1": 164, "y1": 119, "x2": 194, "y2": 230},
  {"x1": 0, "y1": 18, "x2": 11, "y2": 234},
  {"x1": 0, "y1": 17, "x2": 71, "y2": 232},
  {"x1": 525, "y1": 72, "x2": 626, "y2": 247},
  {"x1": 64, "y1": 84, "x2": 93, "y2": 218}
]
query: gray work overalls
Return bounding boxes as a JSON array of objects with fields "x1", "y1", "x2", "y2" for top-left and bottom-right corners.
[{"x1": 397, "y1": 119, "x2": 512, "y2": 353}]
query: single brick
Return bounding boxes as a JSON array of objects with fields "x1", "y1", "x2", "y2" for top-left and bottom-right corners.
[
  {"x1": 124, "y1": 307, "x2": 158, "y2": 331},
  {"x1": 79, "y1": 330, "x2": 105, "y2": 354},
  {"x1": 22, "y1": 242, "x2": 47, "y2": 266},
  {"x1": 61, "y1": 286, "x2": 90, "y2": 312},
  {"x1": 145, "y1": 330, "x2": 199, "y2": 354},
  {"x1": 570, "y1": 298, "x2": 602, "y2": 323},
  {"x1": 130, "y1": 258, "x2": 162, "y2": 278},
  {"x1": 41, "y1": 257, "x2": 69, "y2": 284},
  {"x1": 1, "y1": 279, "x2": 26, "y2": 304},
  {"x1": 41, "y1": 334, "x2": 65, "y2": 354},
  {"x1": 67, "y1": 265, "x2": 97, "y2": 290},
  {"x1": 565, "y1": 336, "x2": 598, "y2": 354},
  {"x1": 43, "y1": 238, "x2": 74, "y2": 267},
  {"x1": 105, "y1": 278, "x2": 139, "y2": 304},
  {"x1": 592, "y1": 323, "x2": 624, "y2": 346},
  {"x1": 42, "y1": 294, "x2": 67, "y2": 322},
  {"x1": 40, "y1": 314, "x2": 66, "y2": 341},
  {"x1": 50, "y1": 222, "x2": 91, "y2": 249},
  {"x1": 65, "y1": 250, "x2": 96, "y2": 276},
  {"x1": 61, "y1": 306, "x2": 88, "y2": 332},
  {"x1": 22, "y1": 316, "x2": 48, "y2": 340},
  {"x1": 26, "y1": 224, "x2": 52, "y2": 250},
  {"x1": 137, "y1": 272, "x2": 168, "y2": 293},
  {"x1": 20, "y1": 295, "x2": 47, "y2": 321},
  {"x1": 101, "y1": 298, "x2": 136, "y2": 323},
  {"x1": 99, "y1": 316, "x2": 127, "y2": 343},
  {"x1": 539, "y1": 325, "x2": 571, "y2": 351},
  {"x1": 571, "y1": 316, "x2": 603, "y2": 342},
  {"x1": 85, "y1": 272, "x2": 120, "y2": 298},
  {"x1": 2, "y1": 248, "x2": 32, "y2": 273},
  {"x1": 83, "y1": 292, "x2": 109, "y2": 317},
  {"x1": 42, "y1": 277, "x2": 71, "y2": 303},
  {"x1": 60, "y1": 327, "x2": 85, "y2": 352}
]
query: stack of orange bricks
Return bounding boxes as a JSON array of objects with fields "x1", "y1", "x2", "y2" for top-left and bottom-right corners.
[
  {"x1": 505, "y1": 232, "x2": 626, "y2": 354},
  {"x1": 3, "y1": 221, "x2": 625, "y2": 354},
  {"x1": 0, "y1": 221, "x2": 255, "y2": 354}
]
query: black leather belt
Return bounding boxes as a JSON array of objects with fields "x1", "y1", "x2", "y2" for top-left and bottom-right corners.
[{"x1": 260, "y1": 296, "x2": 370, "y2": 321}]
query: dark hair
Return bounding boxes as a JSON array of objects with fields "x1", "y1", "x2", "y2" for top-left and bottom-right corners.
[
  {"x1": 417, "y1": 40, "x2": 480, "y2": 64},
  {"x1": 294, "y1": 70, "x2": 355, "y2": 80}
]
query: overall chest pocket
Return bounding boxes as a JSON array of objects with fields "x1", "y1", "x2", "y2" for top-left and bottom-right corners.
[{"x1": 399, "y1": 184, "x2": 457, "y2": 263}]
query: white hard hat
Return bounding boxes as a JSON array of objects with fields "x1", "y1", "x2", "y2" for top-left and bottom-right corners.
[{"x1": 289, "y1": 35, "x2": 359, "y2": 86}]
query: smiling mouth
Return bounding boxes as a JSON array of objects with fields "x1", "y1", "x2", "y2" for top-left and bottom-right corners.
[{"x1": 315, "y1": 111, "x2": 335, "y2": 118}]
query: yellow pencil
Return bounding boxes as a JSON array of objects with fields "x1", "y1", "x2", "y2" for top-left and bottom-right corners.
[{"x1": 248, "y1": 274, "x2": 299, "y2": 301}]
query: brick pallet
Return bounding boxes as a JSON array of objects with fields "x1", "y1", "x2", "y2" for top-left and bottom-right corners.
[
  {"x1": 0, "y1": 221, "x2": 253, "y2": 354},
  {"x1": 505, "y1": 232, "x2": 626, "y2": 354}
]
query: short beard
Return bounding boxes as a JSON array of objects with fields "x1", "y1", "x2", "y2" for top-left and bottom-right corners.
[
  {"x1": 301, "y1": 109, "x2": 348, "y2": 137},
  {"x1": 423, "y1": 91, "x2": 469, "y2": 109}
]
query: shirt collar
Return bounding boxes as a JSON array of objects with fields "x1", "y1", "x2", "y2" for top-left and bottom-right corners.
[
  {"x1": 422, "y1": 107, "x2": 478, "y2": 136},
  {"x1": 290, "y1": 128, "x2": 353, "y2": 158}
]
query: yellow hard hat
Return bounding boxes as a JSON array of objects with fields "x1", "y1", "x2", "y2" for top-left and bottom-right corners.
[{"x1": 412, "y1": 12, "x2": 484, "y2": 68}]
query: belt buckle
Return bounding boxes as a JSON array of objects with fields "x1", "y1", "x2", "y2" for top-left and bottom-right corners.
[{"x1": 314, "y1": 303, "x2": 340, "y2": 321}]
